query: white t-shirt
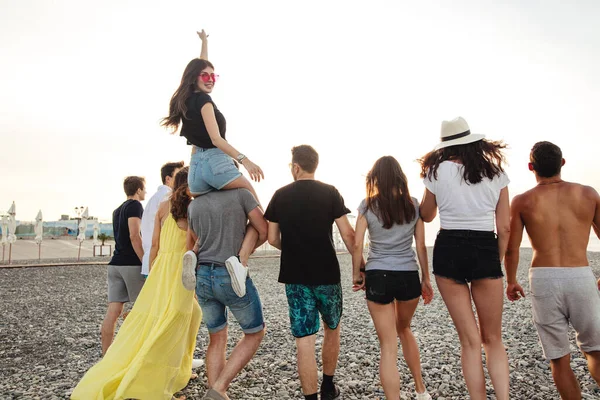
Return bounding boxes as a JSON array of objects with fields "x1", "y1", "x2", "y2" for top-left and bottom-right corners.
[
  {"x1": 141, "y1": 185, "x2": 171, "y2": 275},
  {"x1": 423, "y1": 161, "x2": 509, "y2": 231}
]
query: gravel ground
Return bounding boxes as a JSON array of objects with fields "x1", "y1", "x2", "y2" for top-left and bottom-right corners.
[
  {"x1": 0, "y1": 256, "x2": 106, "y2": 267},
  {"x1": 1, "y1": 249, "x2": 599, "y2": 399}
]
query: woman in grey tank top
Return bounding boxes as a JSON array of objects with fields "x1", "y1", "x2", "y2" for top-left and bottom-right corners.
[{"x1": 351, "y1": 156, "x2": 433, "y2": 400}]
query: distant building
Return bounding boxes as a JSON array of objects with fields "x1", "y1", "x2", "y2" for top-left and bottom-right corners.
[{"x1": 60, "y1": 215, "x2": 69, "y2": 221}]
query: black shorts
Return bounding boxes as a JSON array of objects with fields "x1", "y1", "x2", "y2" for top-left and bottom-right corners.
[
  {"x1": 433, "y1": 230, "x2": 503, "y2": 284},
  {"x1": 365, "y1": 270, "x2": 421, "y2": 304}
]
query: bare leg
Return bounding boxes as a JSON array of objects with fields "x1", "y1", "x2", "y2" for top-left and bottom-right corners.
[
  {"x1": 471, "y1": 278, "x2": 509, "y2": 400},
  {"x1": 436, "y1": 276, "x2": 487, "y2": 400},
  {"x1": 296, "y1": 334, "x2": 318, "y2": 396},
  {"x1": 395, "y1": 298, "x2": 426, "y2": 394},
  {"x1": 101, "y1": 302, "x2": 124, "y2": 355},
  {"x1": 212, "y1": 329, "x2": 265, "y2": 396},
  {"x1": 238, "y1": 224, "x2": 259, "y2": 266},
  {"x1": 322, "y1": 322, "x2": 341, "y2": 376},
  {"x1": 222, "y1": 176, "x2": 262, "y2": 265},
  {"x1": 222, "y1": 175, "x2": 262, "y2": 208},
  {"x1": 584, "y1": 351, "x2": 600, "y2": 386},
  {"x1": 368, "y1": 301, "x2": 401, "y2": 400},
  {"x1": 550, "y1": 354, "x2": 581, "y2": 399},
  {"x1": 206, "y1": 327, "x2": 228, "y2": 389}
]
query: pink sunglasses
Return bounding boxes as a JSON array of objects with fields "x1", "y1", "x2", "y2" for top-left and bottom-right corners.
[{"x1": 199, "y1": 72, "x2": 219, "y2": 83}]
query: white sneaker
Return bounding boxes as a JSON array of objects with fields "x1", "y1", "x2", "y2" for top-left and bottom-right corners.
[
  {"x1": 192, "y1": 358, "x2": 204, "y2": 369},
  {"x1": 416, "y1": 391, "x2": 432, "y2": 400},
  {"x1": 182, "y1": 250, "x2": 197, "y2": 291},
  {"x1": 225, "y1": 255, "x2": 247, "y2": 297}
]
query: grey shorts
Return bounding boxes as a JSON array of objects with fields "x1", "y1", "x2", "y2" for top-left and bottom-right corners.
[
  {"x1": 107, "y1": 265, "x2": 145, "y2": 303},
  {"x1": 530, "y1": 267, "x2": 600, "y2": 360}
]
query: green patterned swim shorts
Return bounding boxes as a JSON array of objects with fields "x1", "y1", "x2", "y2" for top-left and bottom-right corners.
[{"x1": 285, "y1": 283, "x2": 343, "y2": 338}]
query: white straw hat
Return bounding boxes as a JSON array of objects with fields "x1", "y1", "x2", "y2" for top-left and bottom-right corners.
[{"x1": 434, "y1": 117, "x2": 485, "y2": 150}]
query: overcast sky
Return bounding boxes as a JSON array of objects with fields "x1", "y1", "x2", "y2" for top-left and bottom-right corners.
[{"x1": 1, "y1": 0, "x2": 599, "y2": 244}]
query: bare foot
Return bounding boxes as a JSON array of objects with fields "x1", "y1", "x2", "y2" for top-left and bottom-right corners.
[{"x1": 190, "y1": 372, "x2": 198, "y2": 380}]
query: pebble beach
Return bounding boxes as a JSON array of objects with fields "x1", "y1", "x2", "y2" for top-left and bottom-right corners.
[{"x1": 1, "y1": 249, "x2": 599, "y2": 399}]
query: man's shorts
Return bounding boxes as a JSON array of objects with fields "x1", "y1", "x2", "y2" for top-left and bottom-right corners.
[
  {"x1": 195, "y1": 264, "x2": 264, "y2": 334},
  {"x1": 433, "y1": 229, "x2": 504, "y2": 283},
  {"x1": 366, "y1": 270, "x2": 421, "y2": 304},
  {"x1": 189, "y1": 147, "x2": 242, "y2": 196},
  {"x1": 107, "y1": 265, "x2": 145, "y2": 303},
  {"x1": 285, "y1": 283, "x2": 343, "y2": 338},
  {"x1": 530, "y1": 266, "x2": 600, "y2": 360}
]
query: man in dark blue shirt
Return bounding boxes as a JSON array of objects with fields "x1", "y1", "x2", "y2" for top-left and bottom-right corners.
[{"x1": 102, "y1": 176, "x2": 146, "y2": 355}]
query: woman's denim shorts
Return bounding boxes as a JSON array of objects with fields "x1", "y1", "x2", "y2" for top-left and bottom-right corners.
[
  {"x1": 433, "y1": 229, "x2": 503, "y2": 284},
  {"x1": 188, "y1": 147, "x2": 242, "y2": 195}
]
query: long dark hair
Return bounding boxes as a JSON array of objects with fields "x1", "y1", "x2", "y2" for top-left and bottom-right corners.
[
  {"x1": 365, "y1": 156, "x2": 415, "y2": 229},
  {"x1": 419, "y1": 140, "x2": 507, "y2": 184},
  {"x1": 170, "y1": 167, "x2": 191, "y2": 220},
  {"x1": 161, "y1": 58, "x2": 215, "y2": 133}
]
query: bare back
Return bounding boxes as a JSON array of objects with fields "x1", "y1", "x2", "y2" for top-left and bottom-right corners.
[
  {"x1": 516, "y1": 182, "x2": 600, "y2": 267},
  {"x1": 157, "y1": 201, "x2": 188, "y2": 232}
]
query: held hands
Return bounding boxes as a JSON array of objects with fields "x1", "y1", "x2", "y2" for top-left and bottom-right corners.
[
  {"x1": 242, "y1": 159, "x2": 265, "y2": 182},
  {"x1": 352, "y1": 271, "x2": 366, "y2": 292},
  {"x1": 506, "y1": 282, "x2": 526, "y2": 301},
  {"x1": 197, "y1": 29, "x2": 208, "y2": 41},
  {"x1": 421, "y1": 279, "x2": 434, "y2": 304}
]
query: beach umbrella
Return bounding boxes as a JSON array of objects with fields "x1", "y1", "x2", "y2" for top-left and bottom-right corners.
[
  {"x1": 35, "y1": 210, "x2": 43, "y2": 260},
  {"x1": 93, "y1": 218, "x2": 100, "y2": 246},
  {"x1": 35, "y1": 210, "x2": 43, "y2": 244},
  {"x1": 77, "y1": 207, "x2": 88, "y2": 261},
  {"x1": 77, "y1": 207, "x2": 88, "y2": 242},
  {"x1": 1, "y1": 215, "x2": 7, "y2": 244},
  {"x1": 7, "y1": 202, "x2": 17, "y2": 264},
  {"x1": 7, "y1": 202, "x2": 17, "y2": 244}
]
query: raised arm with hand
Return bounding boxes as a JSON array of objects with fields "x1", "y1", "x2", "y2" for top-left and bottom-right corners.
[{"x1": 197, "y1": 29, "x2": 208, "y2": 60}]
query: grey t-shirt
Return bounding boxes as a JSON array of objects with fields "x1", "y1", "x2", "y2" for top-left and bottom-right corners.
[
  {"x1": 188, "y1": 189, "x2": 259, "y2": 265},
  {"x1": 358, "y1": 197, "x2": 419, "y2": 272}
]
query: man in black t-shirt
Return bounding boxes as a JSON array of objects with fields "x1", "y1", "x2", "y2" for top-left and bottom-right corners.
[
  {"x1": 265, "y1": 145, "x2": 364, "y2": 400},
  {"x1": 101, "y1": 176, "x2": 146, "y2": 355}
]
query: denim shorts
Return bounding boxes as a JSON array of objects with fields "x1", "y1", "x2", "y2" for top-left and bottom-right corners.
[
  {"x1": 188, "y1": 147, "x2": 242, "y2": 195},
  {"x1": 365, "y1": 270, "x2": 421, "y2": 304},
  {"x1": 285, "y1": 283, "x2": 343, "y2": 338},
  {"x1": 433, "y1": 229, "x2": 503, "y2": 284},
  {"x1": 195, "y1": 264, "x2": 265, "y2": 334}
]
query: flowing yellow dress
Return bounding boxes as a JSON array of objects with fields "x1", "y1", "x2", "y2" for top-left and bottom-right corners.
[{"x1": 72, "y1": 214, "x2": 202, "y2": 400}]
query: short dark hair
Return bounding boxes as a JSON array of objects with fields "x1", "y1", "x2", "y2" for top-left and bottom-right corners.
[
  {"x1": 123, "y1": 176, "x2": 145, "y2": 196},
  {"x1": 161, "y1": 161, "x2": 185, "y2": 184},
  {"x1": 291, "y1": 145, "x2": 319, "y2": 173},
  {"x1": 530, "y1": 141, "x2": 562, "y2": 178}
]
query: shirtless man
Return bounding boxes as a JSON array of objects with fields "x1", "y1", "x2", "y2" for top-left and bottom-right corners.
[{"x1": 505, "y1": 141, "x2": 600, "y2": 400}]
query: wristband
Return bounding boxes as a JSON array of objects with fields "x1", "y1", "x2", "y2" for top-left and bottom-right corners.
[{"x1": 360, "y1": 267, "x2": 366, "y2": 273}]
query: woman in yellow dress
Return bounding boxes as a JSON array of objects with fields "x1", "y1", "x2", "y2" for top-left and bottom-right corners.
[{"x1": 72, "y1": 167, "x2": 202, "y2": 400}]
